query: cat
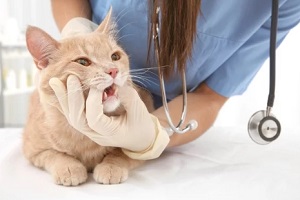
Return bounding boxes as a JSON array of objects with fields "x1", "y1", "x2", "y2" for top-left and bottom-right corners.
[{"x1": 22, "y1": 9, "x2": 154, "y2": 186}]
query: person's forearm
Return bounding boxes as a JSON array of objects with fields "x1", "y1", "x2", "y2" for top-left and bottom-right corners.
[
  {"x1": 152, "y1": 83, "x2": 228, "y2": 147},
  {"x1": 51, "y1": 0, "x2": 92, "y2": 31}
]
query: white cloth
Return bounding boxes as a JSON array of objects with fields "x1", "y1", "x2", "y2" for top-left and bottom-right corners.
[{"x1": 1, "y1": 126, "x2": 300, "y2": 200}]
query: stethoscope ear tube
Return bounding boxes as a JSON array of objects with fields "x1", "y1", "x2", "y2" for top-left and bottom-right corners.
[{"x1": 248, "y1": 0, "x2": 281, "y2": 144}]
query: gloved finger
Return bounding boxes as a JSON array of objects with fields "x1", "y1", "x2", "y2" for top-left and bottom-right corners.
[
  {"x1": 66, "y1": 75, "x2": 88, "y2": 129},
  {"x1": 118, "y1": 85, "x2": 149, "y2": 117},
  {"x1": 86, "y1": 87, "x2": 113, "y2": 134},
  {"x1": 49, "y1": 77, "x2": 69, "y2": 116}
]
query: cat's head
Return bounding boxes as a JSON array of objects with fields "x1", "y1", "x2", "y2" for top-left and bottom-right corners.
[{"x1": 26, "y1": 9, "x2": 130, "y2": 113}]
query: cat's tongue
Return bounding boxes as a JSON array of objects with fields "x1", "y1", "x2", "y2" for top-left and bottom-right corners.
[{"x1": 102, "y1": 86, "x2": 116, "y2": 102}]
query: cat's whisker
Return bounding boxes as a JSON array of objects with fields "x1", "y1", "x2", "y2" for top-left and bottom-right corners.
[
  {"x1": 115, "y1": 8, "x2": 131, "y2": 25},
  {"x1": 80, "y1": 84, "x2": 90, "y2": 91},
  {"x1": 129, "y1": 75, "x2": 159, "y2": 87},
  {"x1": 47, "y1": 83, "x2": 92, "y2": 107},
  {"x1": 127, "y1": 79, "x2": 147, "y2": 88},
  {"x1": 128, "y1": 65, "x2": 171, "y2": 72},
  {"x1": 122, "y1": 73, "x2": 158, "y2": 81},
  {"x1": 128, "y1": 70, "x2": 158, "y2": 77},
  {"x1": 85, "y1": 77, "x2": 97, "y2": 84},
  {"x1": 123, "y1": 69, "x2": 159, "y2": 78},
  {"x1": 129, "y1": 68, "x2": 152, "y2": 74},
  {"x1": 129, "y1": 77, "x2": 158, "y2": 87},
  {"x1": 130, "y1": 76, "x2": 156, "y2": 83},
  {"x1": 126, "y1": 65, "x2": 172, "y2": 80},
  {"x1": 115, "y1": 22, "x2": 136, "y2": 35},
  {"x1": 116, "y1": 34, "x2": 135, "y2": 42},
  {"x1": 123, "y1": 71, "x2": 149, "y2": 76}
]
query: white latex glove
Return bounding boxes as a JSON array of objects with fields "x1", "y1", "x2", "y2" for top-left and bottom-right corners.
[
  {"x1": 61, "y1": 17, "x2": 98, "y2": 39},
  {"x1": 49, "y1": 75, "x2": 170, "y2": 160}
]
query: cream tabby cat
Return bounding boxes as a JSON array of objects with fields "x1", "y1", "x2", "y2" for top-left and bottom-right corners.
[{"x1": 23, "y1": 10, "x2": 153, "y2": 186}]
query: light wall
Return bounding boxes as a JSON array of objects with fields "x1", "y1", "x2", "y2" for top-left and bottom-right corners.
[{"x1": 0, "y1": 0, "x2": 60, "y2": 40}]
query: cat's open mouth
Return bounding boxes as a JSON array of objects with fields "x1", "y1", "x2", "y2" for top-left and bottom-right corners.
[{"x1": 102, "y1": 84, "x2": 118, "y2": 102}]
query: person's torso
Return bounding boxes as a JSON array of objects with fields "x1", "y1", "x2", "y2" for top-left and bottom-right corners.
[{"x1": 89, "y1": 0, "x2": 285, "y2": 107}]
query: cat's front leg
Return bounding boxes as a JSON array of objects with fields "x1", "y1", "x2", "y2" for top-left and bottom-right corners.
[
  {"x1": 93, "y1": 148, "x2": 143, "y2": 184},
  {"x1": 30, "y1": 149, "x2": 88, "y2": 186}
]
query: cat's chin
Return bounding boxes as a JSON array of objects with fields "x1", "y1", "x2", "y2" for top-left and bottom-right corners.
[{"x1": 103, "y1": 97, "x2": 121, "y2": 114}]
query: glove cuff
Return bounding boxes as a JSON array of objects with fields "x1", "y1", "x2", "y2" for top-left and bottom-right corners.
[{"x1": 122, "y1": 115, "x2": 170, "y2": 160}]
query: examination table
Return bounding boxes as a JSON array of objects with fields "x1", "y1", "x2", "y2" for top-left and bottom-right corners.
[{"x1": 1, "y1": 126, "x2": 299, "y2": 200}]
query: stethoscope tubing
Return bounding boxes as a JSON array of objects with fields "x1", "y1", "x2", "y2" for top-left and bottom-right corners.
[
  {"x1": 152, "y1": 0, "x2": 280, "y2": 140},
  {"x1": 153, "y1": 6, "x2": 195, "y2": 134},
  {"x1": 268, "y1": 0, "x2": 278, "y2": 110}
]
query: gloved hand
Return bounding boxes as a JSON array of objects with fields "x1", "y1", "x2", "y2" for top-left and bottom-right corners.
[
  {"x1": 49, "y1": 75, "x2": 170, "y2": 160},
  {"x1": 61, "y1": 17, "x2": 98, "y2": 39}
]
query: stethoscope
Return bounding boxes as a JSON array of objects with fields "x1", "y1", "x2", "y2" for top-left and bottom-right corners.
[
  {"x1": 248, "y1": 0, "x2": 281, "y2": 145},
  {"x1": 153, "y1": 0, "x2": 281, "y2": 144}
]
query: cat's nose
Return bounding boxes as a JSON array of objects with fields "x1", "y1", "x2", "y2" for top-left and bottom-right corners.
[{"x1": 106, "y1": 68, "x2": 119, "y2": 78}]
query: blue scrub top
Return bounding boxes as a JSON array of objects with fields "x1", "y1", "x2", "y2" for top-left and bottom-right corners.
[{"x1": 89, "y1": 0, "x2": 300, "y2": 108}]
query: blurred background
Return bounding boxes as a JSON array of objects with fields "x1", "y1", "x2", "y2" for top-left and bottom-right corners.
[
  {"x1": 0, "y1": 0, "x2": 299, "y2": 133},
  {"x1": 0, "y1": 0, "x2": 59, "y2": 127}
]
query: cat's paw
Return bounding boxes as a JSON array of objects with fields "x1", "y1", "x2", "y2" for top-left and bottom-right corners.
[
  {"x1": 93, "y1": 163, "x2": 128, "y2": 184},
  {"x1": 53, "y1": 162, "x2": 88, "y2": 186}
]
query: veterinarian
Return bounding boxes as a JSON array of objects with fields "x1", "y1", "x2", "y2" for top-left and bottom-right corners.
[{"x1": 49, "y1": 0, "x2": 300, "y2": 160}]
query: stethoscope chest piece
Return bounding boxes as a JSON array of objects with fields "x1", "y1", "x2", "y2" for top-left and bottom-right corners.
[{"x1": 248, "y1": 110, "x2": 281, "y2": 145}]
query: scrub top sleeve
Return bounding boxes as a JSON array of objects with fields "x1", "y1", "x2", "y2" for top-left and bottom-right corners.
[{"x1": 206, "y1": 1, "x2": 300, "y2": 98}]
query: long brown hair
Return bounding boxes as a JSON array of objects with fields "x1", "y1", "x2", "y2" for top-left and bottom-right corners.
[{"x1": 148, "y1": 0, "x2": 201, "y2": 77}]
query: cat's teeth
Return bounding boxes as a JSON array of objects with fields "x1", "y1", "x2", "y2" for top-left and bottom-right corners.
[{"x1": 103, "y1": 92, "x2": 108, "y2": 101}]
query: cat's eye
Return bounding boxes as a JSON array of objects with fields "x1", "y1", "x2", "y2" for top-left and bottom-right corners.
[
  {"x1": 111, "y1": 52, "x2": 121, "y2": 61},
  {"x1": 74, "y1": 58, "x2": 91, "y2": 67}
]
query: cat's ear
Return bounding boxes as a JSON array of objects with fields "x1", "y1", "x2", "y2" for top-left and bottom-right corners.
[
  {"x1": 26, "y1": 26, "x2": 59, "y2": 70},
  {"x1": 96, "y1": 7, "x2": 116, "y2": 36}
]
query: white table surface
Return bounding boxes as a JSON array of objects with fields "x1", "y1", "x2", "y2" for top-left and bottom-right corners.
[{"x1": 0, "y1": 126, "x2": 300, "y2": 200}]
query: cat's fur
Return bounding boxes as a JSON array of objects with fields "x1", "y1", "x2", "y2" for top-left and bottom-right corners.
[{"x1": 23, "y1": 10, "x2": 153, "y2": 186}]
